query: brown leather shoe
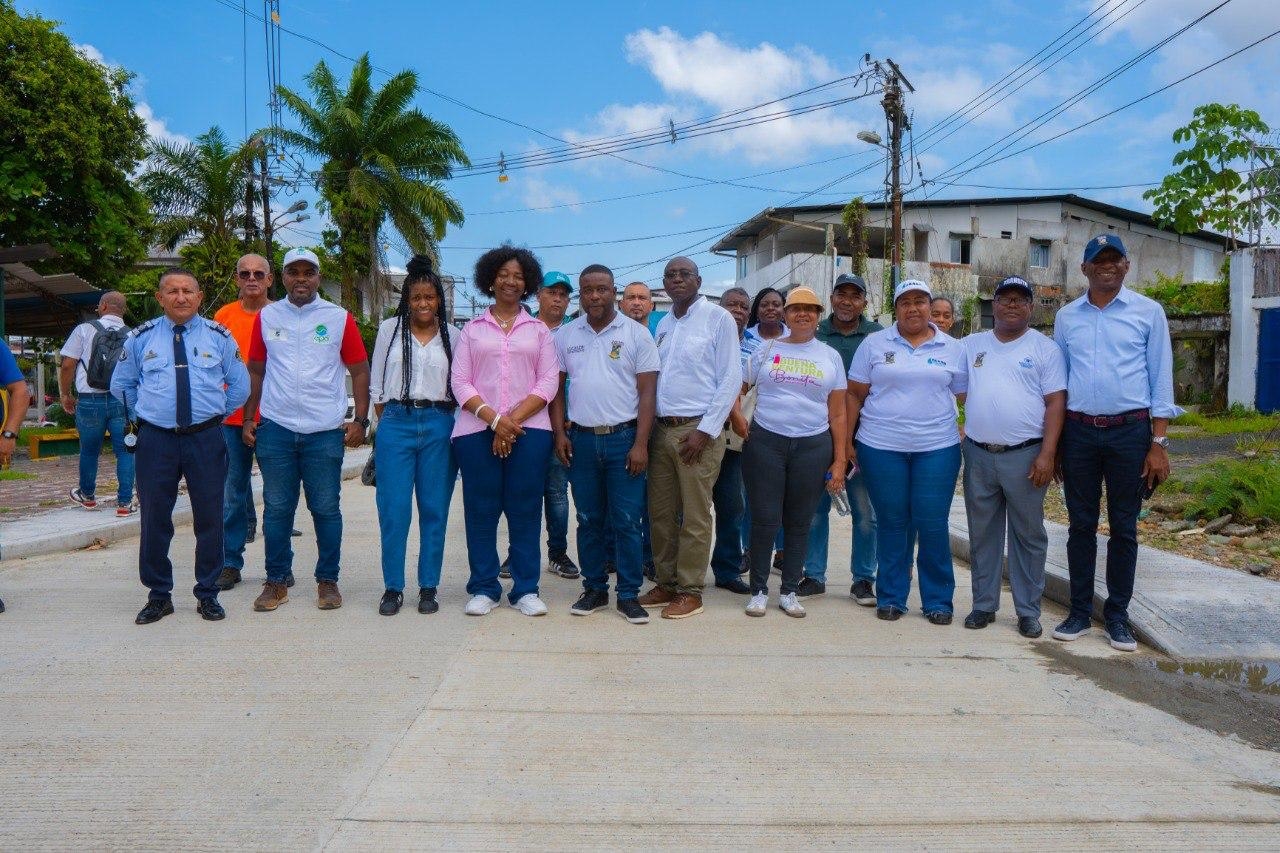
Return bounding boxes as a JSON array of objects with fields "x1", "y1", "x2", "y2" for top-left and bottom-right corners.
[
  {"x1": 637, "y1": 585, "x2": 677, "y2": 609},
  {"x1": 661, "y1": 593, "x2": 703, "y2": 619},
  {"x1": 317, "y1": 580, "x2": 343, "y2": 610},
  {"x1": 253, "y1": 581, "x2": 288, "y2": 612}
]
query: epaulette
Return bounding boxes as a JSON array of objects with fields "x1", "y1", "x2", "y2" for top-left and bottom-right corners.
[
  {"x1": 131, "y1": 318, "x2": 160, "y2": 337},
  {"x1": 207, "y1": 320, "x2": 232, "y2": 338}
]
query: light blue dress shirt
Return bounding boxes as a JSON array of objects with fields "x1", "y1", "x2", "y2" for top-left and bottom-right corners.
[
  {"x1": 1052, "y1": 286, "x2": 1183, "y2": 420},
  {"x1": 111, "y1": 314, "x2": 250, "y2": 428}
]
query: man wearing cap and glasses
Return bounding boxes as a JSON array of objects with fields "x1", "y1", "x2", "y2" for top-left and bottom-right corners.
[
  {"x1": 801, "y1": 272, "x2": 882, "y2": 603},
  {"x1": 959, "y1": 277, "x2": 1066, "y2": 639},
  {"x1": 1052, "y1": 235, "x2": 1180, "y2": 652},
  {"x1": 240, "y1": 247, "x2": 371, "y2": 613},
  {"x1": 533, "y1": 271, "x2": 581, "y2": 580}
]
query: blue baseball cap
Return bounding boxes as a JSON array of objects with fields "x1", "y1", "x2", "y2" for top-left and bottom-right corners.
[
  {"x1": 1083, "y1": 233, "x2": 1127, "y2": 263},
  {"x1": 833, "y1": 273, "x2": 868, "y2": 293},
  {"x1": 541, "y1": 270, "x2": 573, "y2": 292},
  {"x1": 995, "y1": 276, "x2": 1033, "y2": 297}
]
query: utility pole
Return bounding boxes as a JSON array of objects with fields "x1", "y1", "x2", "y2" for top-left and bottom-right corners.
[
  {"x1": 880, "y1": 59, "x2": 914, "y2": 288},
  {"x1": 259, "y1": 145, "x2": 274, "y2": 264}
]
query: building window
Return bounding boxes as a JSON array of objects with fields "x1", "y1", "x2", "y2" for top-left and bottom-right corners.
[
  {"x1": 949, "y1": 234, "x2": 972, "y2": 264},
  {"x1": 736, "y1": 255, "x2": 748, "y2": 280},
  {"x1": 1029, "y1": 240, "x2": 1051, "y2": 268}
]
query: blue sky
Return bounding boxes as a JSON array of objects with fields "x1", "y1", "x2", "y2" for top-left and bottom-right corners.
[{"x1": 24, "y1": 0, "x2": 1280, "y2": 305}]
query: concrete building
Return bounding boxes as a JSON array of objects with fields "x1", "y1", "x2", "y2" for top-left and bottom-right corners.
[
  {"x1": 1228, "y1": 246, "x2": 1280, "y2": 413},
  {"x1": 711, "y1": 194, "x2": 1233, "y2": 330}
]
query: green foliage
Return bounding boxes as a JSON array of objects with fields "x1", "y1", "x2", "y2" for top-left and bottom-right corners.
[
  {"x1": 272, "y1": 54, "x2": 470, "y2": 315},
  {"x1": 1173, "y1": 406, "x2": 1280, "y2": 435},
  {"x1": 0, "y1": 1, "x2": 151, "y2": 285},
  {"x1": 41, "y1": 402, "x2": 75, "y2": 429},
  {"x1": 1170, "y1": 457, "x2": 1280, "y2": 522},
  {"x1": 840, "y1": 197, "x2": 868, "y2": 276},
  {"x1": 116, "y1": 266, "x2": 163, "y2": 326},
  {"x1": 1143, "y1": 103, "x2": 1280, "y2": 247},
  {"x1": 1141, "y1": 271, "x2": 1229, "y2": 316}
]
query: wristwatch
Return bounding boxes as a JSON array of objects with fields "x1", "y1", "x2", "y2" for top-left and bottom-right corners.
[
  {"x1": 1, "y1": 430, "x2": 16, "y2": 440},
  {"x1": 1151, "y1": 436, "x2": 1170, "y2": 449},
  {"x1": 353, "y1": 416, "x2": 371, "y2": 429}
]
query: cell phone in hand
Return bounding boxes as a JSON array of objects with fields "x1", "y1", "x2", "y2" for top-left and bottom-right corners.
[{"x1": 1140, "y1": 478, "x2": 1158, "y2": 500}]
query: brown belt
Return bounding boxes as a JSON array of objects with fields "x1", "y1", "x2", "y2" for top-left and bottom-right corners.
[
  {"x1": 1065, "y1": 408, "x2": 1149, "y2": 428},
  {"x1": 657, "y1": 416, "x2": 700, "y2": 427}
]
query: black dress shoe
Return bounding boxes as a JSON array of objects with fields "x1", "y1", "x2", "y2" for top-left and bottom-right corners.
[
  {"x1": 216, "y1": 567, "x2": 241, "y2": 591},
  {"x1": 197, "y1": 598, "x2": 226, "y2": 621},
  {"x1": 964, "y1": 609, "x2": 996, "y2": 629},
  {"x1": 796, "y1": 577, "x2": 826, "y2": 597},
  {"x1": 135, "y1": 599, "x2": 174, "y2": 625},
  {"x1": 0, "y1": 595, "x2": 6, "y2": 613},
  {"x1": 1018, "y1": 616, "x2": 1043, "y2": 638},
  {"x1": 715, "y1": 577, "x2": 751, "y2": 595},
  {"x1": 379, "y1": 590, "x2": 403, "y2": 616},
  {"x1": 418, "y1": 587, "x2": 439, "y2": 614},
  {"x1": 925, "y1": 611, "x2": 953, "y2": 626},
  {"x1": 643, "y1": 561, "x2": 657, "y2": 582},
  {"x1": 876, "y1": 607, "x2": 902, "y2": 621},
  {"x1": 291, "y1": 528, "x2": 302, "y2": 537},
  {"x1": 245, "y1": 527, "x2": 256, "y2": 544},
  {"x1": 285, "y1": 572, "x2": 296, "y2": 588}
]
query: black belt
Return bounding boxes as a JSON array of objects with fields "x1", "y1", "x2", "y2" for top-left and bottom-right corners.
[
  {"x1": 390, "y1": 398, "x2": 457, "y2": 412},
  {"x1": 1065, "y1": 408, "x2": 1149, "y2": 428},
  {"x1": 139, "y1": 415, "x2": 223, "y2": 436},
  {"x1": 657, "y1": 416, "x2": 700, "y2": 427},
  {"x1": 569, "y1": 419, "x2": 638, "y2": 435},
  {"x1": 965, "y1": 436, "x2": 1043, "y2": 454}
]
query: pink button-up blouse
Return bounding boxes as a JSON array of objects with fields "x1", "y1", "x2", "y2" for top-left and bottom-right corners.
[{"x1": 450, "y1": 307, "x2": 560, "y2": 438}]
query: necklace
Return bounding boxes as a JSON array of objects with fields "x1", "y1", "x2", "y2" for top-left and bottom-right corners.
[{"x1": 492, "y1": 309, "x2": 519, "y2": 329}]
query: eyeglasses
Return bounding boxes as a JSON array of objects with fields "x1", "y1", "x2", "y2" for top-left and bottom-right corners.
[
  {"x1": 994, "y1": 295, "x2": 1032, "y2": 307},
  {"x1": 237, "y1": 270, "x2": 268, "y2": 280},
  {"x1": 663, "y1": 269, "x2": 697, "y2": 281}
]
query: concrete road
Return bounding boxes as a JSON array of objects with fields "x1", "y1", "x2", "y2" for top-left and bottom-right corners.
[{"x1": 2, "y1": 479, "x2": 1278, "y2": 850}]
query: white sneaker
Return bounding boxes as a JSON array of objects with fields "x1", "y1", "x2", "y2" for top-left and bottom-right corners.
[
  {"x1": 778, "y1": 592, "x2": 806, "y2": 618},
  {"x1": 464, "y1": 594, "x2": 499, "y2": 616},
  {"x1": 513, "y1": 593, "x2": 548, "y2": 617},
  {"x1": 745, "y1": 592, "x2": 768, "y2": 617}
]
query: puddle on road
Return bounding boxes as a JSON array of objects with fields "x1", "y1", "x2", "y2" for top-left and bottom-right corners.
[{"x1": 1034, "y1": 644, "x2": 1280, "y2": 753}]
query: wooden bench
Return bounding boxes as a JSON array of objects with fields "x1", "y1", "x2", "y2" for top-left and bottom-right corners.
[{"x1": 28, "y1": 430, "x2": 81, "y2": 460}]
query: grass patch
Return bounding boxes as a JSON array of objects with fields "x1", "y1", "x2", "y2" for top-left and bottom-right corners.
[
  {"x1": 1173, "y1": 406, "x2": 1280, "y2": 436},
  {"x1": 1164, "y1": 456, "x2": 1280, "y2": 521},
  {"x1": 17, "y1": 425, "x2": 70, "y2": 444},
  {"x1": 0, "y1": 469, "x2": 36, "y2": 480}
]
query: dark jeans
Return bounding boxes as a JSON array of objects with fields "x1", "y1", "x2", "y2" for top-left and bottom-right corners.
[
  {"x1": 741, "y1": 426, "x2": 832, "y2": 595},
  {"x1": 255, "y1": 420, "x2": 345, "y2": 583},
  {"x1": 710, "y1": 448, "x2": 745, "y2": 583},
  {"x1": 543, "y1": 455, "x2": 570, "y2": 555},
  {"x1": 75, "y1": 392, "x2": 134, "y2": 504},
  {"x1": 221, "y1": 424, "x2": 257, "y2": 570},
  {"x1": 1061, "y1": 417, "x2": 1149, "y2": 624},
  {"x1": 136, "y1": 423, "x2": 226, "y2": 601},
  {"x1": 454, "y1": 427, "x2": 552, "y2": 603},
  {"x1": 568, "y1": 426, "x2": 647, "y2": 601}
]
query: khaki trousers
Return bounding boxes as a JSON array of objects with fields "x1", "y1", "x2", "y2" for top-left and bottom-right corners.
[{"x1": 647, "y1": 421, "x2": 726, "y2": 594}]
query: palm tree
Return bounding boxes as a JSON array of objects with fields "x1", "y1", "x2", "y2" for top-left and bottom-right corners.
[
  {"x1": 272, "y1": 54, "x2": 470, "y2": 312},
  {"x1": 137, "y1": 126, "x2": 253, "y2": 304}
]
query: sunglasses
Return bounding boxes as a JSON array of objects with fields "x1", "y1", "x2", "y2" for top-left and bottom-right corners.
[{"x1": 237, "y1": 270, "x2": 269, "y2": 281}]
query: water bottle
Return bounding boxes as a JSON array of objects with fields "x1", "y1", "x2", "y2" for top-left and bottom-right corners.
[{"x1": 825, "y1": 472, "x2": 851, "y2": 517}]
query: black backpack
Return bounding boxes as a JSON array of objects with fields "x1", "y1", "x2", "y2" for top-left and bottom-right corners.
[{"x1": 82, "y1": 319, "x2": 129, "y2": 391}]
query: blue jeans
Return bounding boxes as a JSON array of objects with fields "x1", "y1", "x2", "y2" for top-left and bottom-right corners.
[
  {"x1": 75, "y1": 393, "x2": 134, "y2": 504},
  {"x1": 858, "y1": 441, "x2": 961, "y2": 614},
  {"x1": 454, "y1": 428, "x2": 552, "y2": 603},
  {"x1": 222, "y1": 424, "x2": 257, "y2": 570},
  {"x1": 543, "y1": 455, "x2": 570, "y2": 554},
  {"x1": 1061, "y1": 417, "x2": 1148, "y2": 623},
  {"x1": 255, "y1": 420, "x2": 345, "y2": 583},
  {"x1": 568, "y1": 427, "x2": 647, "y2": 601},
  {"x1": 804, "y1": 468, "x2": 877, "y2": 583},
  {"x1": 710, "y1": 448, "x2": 745, "y2": 583},
  {"x1": 374, "y1": 404, "x2": 457, "y2": 591}
]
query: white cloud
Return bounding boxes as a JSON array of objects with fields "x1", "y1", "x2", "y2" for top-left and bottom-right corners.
[
  {"x1": 75, "y1": 41, "x2": 190, "y2": 147},
  {"x1": 517, "y1": 176, "x2": 583, "y2": 213}
]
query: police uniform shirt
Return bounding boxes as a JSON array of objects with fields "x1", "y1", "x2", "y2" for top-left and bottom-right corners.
[
  {"x1": 111, "y1": 314, "x2": 250, "y2": 428},
  {"x1": 960, "y1": 329, "x2": 1067, "y2": 446},
  {"x1": 555, "y1": 313, "x2": 659, "y2": 428},
  {"x1": 847, "y1": 322, "x2": 968, "y2": 453}
]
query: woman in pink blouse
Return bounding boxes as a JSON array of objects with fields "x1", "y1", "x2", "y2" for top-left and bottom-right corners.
[{"x1": 451, "y1": 245, "x2": 560, "y2": 617}]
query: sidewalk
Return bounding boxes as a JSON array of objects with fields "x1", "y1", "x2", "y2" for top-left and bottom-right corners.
[
  {"x1": 0, "y1": 448, "x2": 370, "y2": 561},
  {"x1": 948, "y1": 495, "x2": 1280, "y2": 660}
]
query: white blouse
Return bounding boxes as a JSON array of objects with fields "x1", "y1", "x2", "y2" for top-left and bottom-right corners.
[{"x1": 370, "y1": 316, "x2": 450, "y2": 403}]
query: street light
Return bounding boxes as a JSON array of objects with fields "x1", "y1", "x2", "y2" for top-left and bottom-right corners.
[{"x1": 856, "y1": 130, "x2": 883, "y2": 147}]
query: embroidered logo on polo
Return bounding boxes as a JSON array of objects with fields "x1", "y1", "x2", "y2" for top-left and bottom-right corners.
[
  {"x1": 1019, "y1": 356, "x2": 1035, "y2": 369},
  {"x1": 313, "y1": 323, "x2": 331, "y2": 344},
  {"x1": 767, "y1": 354, "x2": 825, "y2": 388},
  {"x1": 927, "y1": 357, "x2": 948, "y2": 366},
  {"x1": 973, "y1": 352, "x2": 986, "y2": 368},
  {"x1": 608, "y1": 341, "x2": 623, "y2": 360},
  {"x1": 883, "y1": 351, "x2": 896, "y2": 364},
  {"x1": 566, "y1": 344, "x2": 586, "y2": 355}
]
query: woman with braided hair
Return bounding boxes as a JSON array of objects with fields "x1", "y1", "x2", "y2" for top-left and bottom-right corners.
[{"x1": 369, "y1": 254, "x2": 458, "y2": 616}]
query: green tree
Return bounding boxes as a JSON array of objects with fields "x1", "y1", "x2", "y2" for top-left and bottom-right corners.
[
  {"x1": 137, "y1": 126, "x2": 254, "y2": 306},
  {"x1": 272, "y1": 54, "x2": 469, "y2": 313},
  {"x1": 1143, "y1": 103, "x2": 1280, "y2": 249},
  {"x1": 0, "y1": 1, "x2": 151, "y2": 284}
]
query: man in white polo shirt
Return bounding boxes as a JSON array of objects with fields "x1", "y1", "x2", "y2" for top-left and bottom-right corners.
[
  {"x1": 638, "y1": 256, "x2": 740, "y2": 619},
  {"x1": 551, "y1": 263, "x2": 660, "y2": 624},
  {"x1": 240, "y1": 247, "x2": 371, "y2": 612},
  {"x1": 959, "y1": 276, "x2": 1066, "y2": 638}
]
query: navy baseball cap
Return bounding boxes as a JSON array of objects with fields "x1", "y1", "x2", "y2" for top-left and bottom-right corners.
[
  {"x1": 994, "y1": 276, "x2": 1033, "y2": 297},
  {"x1": 541, "y1": 270, "x2": 573, "y2": 293},
  {"x1": 1082, "y1": 234, "x2": 1127, "y2": 263},
  {"x1": 833, "y1": 273, "x2": 868, "y2": 293}
]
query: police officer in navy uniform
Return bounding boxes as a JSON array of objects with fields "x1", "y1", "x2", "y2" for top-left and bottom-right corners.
[{"x1": 111, "y1": 268, "x2": 250, "y2": 624}]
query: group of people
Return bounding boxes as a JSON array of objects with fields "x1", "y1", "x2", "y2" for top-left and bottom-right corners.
[{"x1": 28, "y1": 231, "x2": 1177, "y2": 652}]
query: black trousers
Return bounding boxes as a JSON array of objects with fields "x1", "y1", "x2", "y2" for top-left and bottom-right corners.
[
  {"x1": 136, "y1": 423, "x2": 227, "y2": 601},
  {"x1": 741, "y1": 425, "x2": 832, "y2": 595}
]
